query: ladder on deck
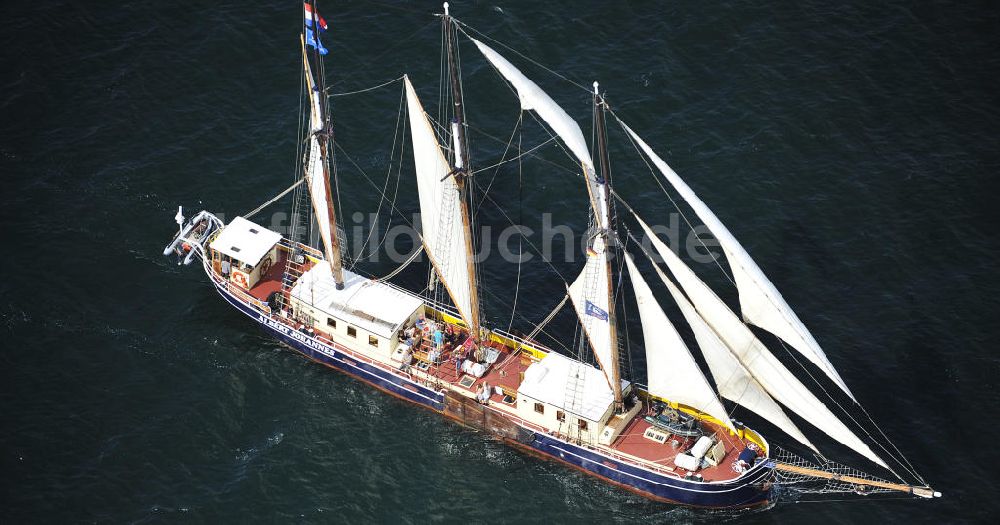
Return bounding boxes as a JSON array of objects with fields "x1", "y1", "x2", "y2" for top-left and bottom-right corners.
[{"x1": 282, "y1": 173, "x2": 312, "y2": 298}]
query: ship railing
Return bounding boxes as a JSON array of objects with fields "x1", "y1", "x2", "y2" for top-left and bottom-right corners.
[{"x1": 204, "y1": 260, "x2": 273, "y2": 314}]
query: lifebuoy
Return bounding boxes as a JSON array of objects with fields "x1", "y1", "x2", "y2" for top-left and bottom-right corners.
[
  {"x1": 232, "y1": 270, "x2": 250, "y2": 289},
  {"x1": 259, "y1": 256, "x2": 273, "y2": 275}
]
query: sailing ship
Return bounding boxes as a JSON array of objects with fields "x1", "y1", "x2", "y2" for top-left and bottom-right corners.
[{"x1": 163, "y1": 2, "x2": 938, "y2": 508}]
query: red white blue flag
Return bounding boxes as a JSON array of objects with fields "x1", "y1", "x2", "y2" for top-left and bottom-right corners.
[{"x1": 304, "y1": 3, "x2": 328, "y2": 32}]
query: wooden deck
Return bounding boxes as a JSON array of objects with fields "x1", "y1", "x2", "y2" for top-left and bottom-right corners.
[
  {"x1": 247, "y1": 252, "x2": 290, "y2": 302},
  {"x1": 241, "y1": 265, "x2": 755, "y2": 482},
  {"x1": 609, "y1": 413, "x2": 751, "y2": 481}
]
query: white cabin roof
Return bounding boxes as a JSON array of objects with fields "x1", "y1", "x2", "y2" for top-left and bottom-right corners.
[
  {"x1": 517, "y1": 351, "x2": 629, "y2": 422},
  {"x1": 290, "y1": 264, "x2": 423, "y2": 339},
  {"x1": 210, "y1": 217, "x2": 282, "y2": 266}
]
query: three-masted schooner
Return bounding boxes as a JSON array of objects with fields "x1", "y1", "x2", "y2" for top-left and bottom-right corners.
[{"x1": 163, "y1": 2, "x2": 938, "y2": 508}]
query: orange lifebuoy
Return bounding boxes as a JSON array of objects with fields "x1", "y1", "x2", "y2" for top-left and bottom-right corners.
[{"x1": 232, "y1": 270, "x2": 250, "y2": 289}]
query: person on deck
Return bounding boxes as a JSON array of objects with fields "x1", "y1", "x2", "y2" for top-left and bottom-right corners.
[
  {"x1": 433, "y1": 327, "x2": 444, "y2": 352},
  {"x1": 399, "y1": 346, "x2": 413, "y2": 373},
  {"x1": 477, "y1": 382, "x2": 491, "y2": 404}
]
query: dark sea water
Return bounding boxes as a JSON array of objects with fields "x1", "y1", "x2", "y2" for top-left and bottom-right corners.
[{"x1": 3, "y1": 1, "x2": 999, "y2": 523}]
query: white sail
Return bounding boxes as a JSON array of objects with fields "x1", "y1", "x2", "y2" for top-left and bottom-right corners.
[
  {"x1": 642, "y1": 252, "x2": 816, "y2": 451},
  {"x1": 471, "y1": 38, "x2": 610, "y2": 230},
  {"x1": 471, "y1": 38, "x2": 593, "y2": 170},
  {"x1": 473, "y1": 37, "x2": 619, "y2": 380},
  {"x1": 302, "y1": 46, "x2": 338, "y2": 268},
  {"x1": 623, "y1": 253, "x2": 734, "y2": 430},
  {"x1": 635, "y1": 213, "x2": 887, "y2": 469},
  {"x1": 621, "y1": 122, "x2": 854, "y2": 400},
  {"x1": 566, "y1": 235, "x2": 615, "y2": 384},
  {"x1": 403, "y1": 76, "x2": 475, "y2": 327}
]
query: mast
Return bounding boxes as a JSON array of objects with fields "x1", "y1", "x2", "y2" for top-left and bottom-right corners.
[
  {"x1": 443, "y1": 3, "x2": 482, "y2": 341},
  {"x1": 304, "y1": 0, "x2": 345, "y2": 289},
  {"x1": 593, "y1": 82, "x2": 622, "y2": 411}
]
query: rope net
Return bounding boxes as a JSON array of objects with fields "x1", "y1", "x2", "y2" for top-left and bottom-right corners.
[{"x1": 773, "y1": 445, "x2": 896, "y2": 496}]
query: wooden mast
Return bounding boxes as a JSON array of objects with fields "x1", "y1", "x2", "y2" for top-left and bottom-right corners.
[
  {"x1": 594, "y1": 82, "x2": 622, "y2": 411},
  {"x1": 443, "y1": 3, "x2": 482, "y2": 342},
  {"x1": 305, "y1": 0, "x2": 345, "y2": 289}
]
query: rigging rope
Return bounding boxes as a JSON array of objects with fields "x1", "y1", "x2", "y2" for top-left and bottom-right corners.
[
  {"x1": 453, "y1": 19, "x2": 593, "y2": 95},
  {"x1": 524, "y1": 294, "x2": 569, "y2": 344},
  {"x1": 243, "y1": 179, "x2": 304, "y2": 219},
  {"x1": 610, "y1": 110, "x2": 736, "y2": 287},
  {"x1": 350, "y1": 82, "x2": 407, "y2": 266},
  {"x1": 332, "y1": 141, "x2": 418, "y2": 232},
  {"x1": 471, "y1": 135, "x2": 556, "y2": 175},
  {"x1": 609, "y1": 117, "x2": 924, "y2": 484},
  {"x1": 505, "y1": 121, "x2": 524, "y2": 335},
  {"x1": 773, "y1": 445, "x2": 901, "y2": 496},
  {"x1": 473, "y1": 111, "x2": 522, "y2": 217},
  {"x1": 474, "y1": 187, "x2": 569, "y2": 284},
  {"x1": 374, "y1": 245, "x2": 424, "y2": 282},
  {"x1": 327, "y1": 75, "x2": 404, "y2": 98},
  {"x1": 773, "y1": 335, "x2": 919, "y2": 484},
  {"x1": 479, "y1": 286, "x2": 573, "y2": 355}
]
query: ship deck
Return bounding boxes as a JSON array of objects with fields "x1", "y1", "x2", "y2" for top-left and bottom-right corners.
[
  {"x1": 247, "y1": 252, "x2": 293, "y2": 302},
  {"x1": 240, "y1": 259, "x2": 755, "y2": 483},
  {"x1": 609, "y1": 414, "x2": 747, "y2": 481}
]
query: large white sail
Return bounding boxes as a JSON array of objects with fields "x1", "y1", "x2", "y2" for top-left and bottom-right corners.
[
  {"x1": 642, "y1": 251, "x2": 816, "y2": 451},
  {"x1": 567, "y1": 235, "x2": 615, "y2": 384},
  {"x1": 302, "y1": 46, "x2": 338, "y2": 269},
  {"x1": 635, "y1": 213, "x2": 887, "y2": 469},
  {"x1": 471, "y1": 38, "x2": 610, "y2": 230},
  {"x1": 473, "y1": 37, "x2": 617, "y2": 377},
  {"x1": 621, "y1": 122, "x2": 854, "y2": 400},
  {"x1": 403, "y1": 76, "x2": 475, "y2": 327},
  {"x1": 623, "y1": 253, "x2": 734, "y2": 429},
  {"x1": 471, "y1": 39, "x2": 592, "y2": 170}
]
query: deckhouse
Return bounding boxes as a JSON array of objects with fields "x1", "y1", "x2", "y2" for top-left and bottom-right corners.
[
  {"x1": 209, "y1": 216, "x2": 282, "y2": 290},
  {"x1": 288, "y1": 265, "x2": 424, "y2": 355},
  {"x1": 516, "y1": 351, "x2": 632, "y2": 444}
]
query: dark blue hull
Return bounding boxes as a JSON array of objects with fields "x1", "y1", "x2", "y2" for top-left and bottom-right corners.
[{"x1": 213, "y1": 280, "x2": 774, "y2": 508}]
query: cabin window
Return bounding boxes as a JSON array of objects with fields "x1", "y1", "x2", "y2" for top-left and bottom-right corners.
[
  {"x1": 347, "y1": 326, "x2": 357, "y2": 338},
  {"x1": 578, "y1": 420, "x2": 588, "y2": 431},
  {"x1": 327, "y1": 318, "x2": 337, "y2": 329},
  {"x1": 556, "y1": 410, "x2": 565, "y2": 422},
  {"x1": 369, "y1": 335, "x2": 378, "y2": 347},
  {"x1": 249, "y1": 228, "x2": 259, "y2": 234},
  {"x1": 534, "y1": 403, "x2": 545, "y2": 414}
]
